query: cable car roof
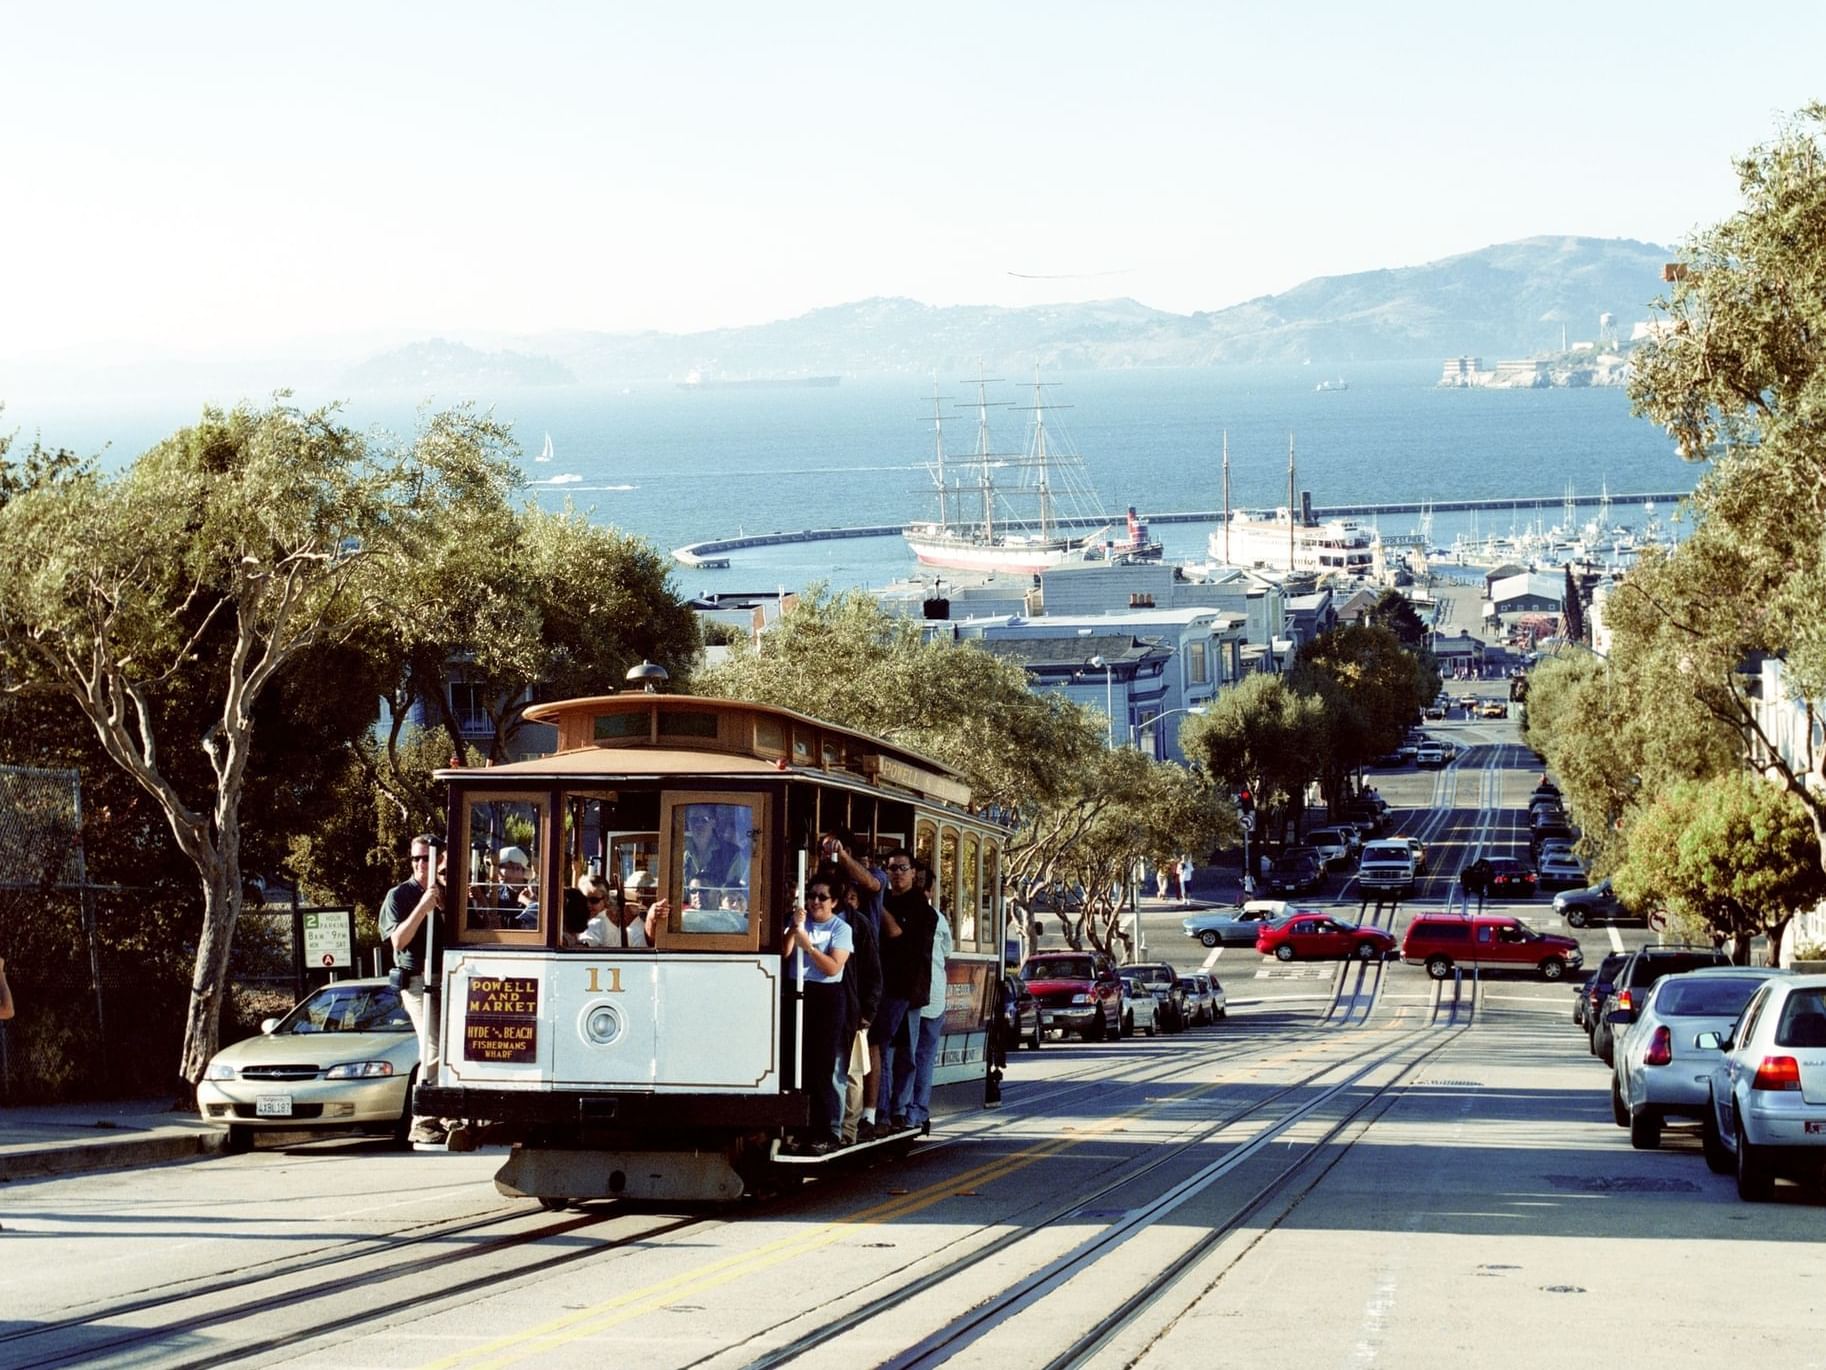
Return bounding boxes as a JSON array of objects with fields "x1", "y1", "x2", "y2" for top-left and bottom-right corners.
[{"x1": 437, "y1": 692, "x2": 976, "y2": 811}]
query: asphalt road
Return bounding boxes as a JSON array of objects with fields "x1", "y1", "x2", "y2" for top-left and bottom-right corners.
[{"x1": 4, "y1": 703, "x2": 1816, "y2": 1370}]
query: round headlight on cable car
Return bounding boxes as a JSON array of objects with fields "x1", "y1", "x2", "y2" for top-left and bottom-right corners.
[{"x1": 582, "y1": 1002, "x2": 623, "y2": 1046}]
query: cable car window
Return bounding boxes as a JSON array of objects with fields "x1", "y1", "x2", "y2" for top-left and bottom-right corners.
[
  {"x1": 960, "y1": 832, "x2": 981, "y2": 948},
  {"x1": 593, "y1": 710, "x2": 649, "y2": 742},
  {"x1": 915, "y1": 819, "x2": 937, "y2": 876},
  {"x1": 939, "y1": 826, "x2": 959, "y2": 923},
  {"x1": 754, "y1": 716, "x2": 787, "y2": 757},
  {"x1": 981, "y1": 840, "x2": 1000, "y2": 952},
  {"x1": 658, "y1": 709, "x2": 720, "y2": 740},
  {"x1": 458, "y1": 793, "x2": 548, "y2": 943},
  {"x1": 658, "y1": 792, "x2": 765, "y2": 949}
]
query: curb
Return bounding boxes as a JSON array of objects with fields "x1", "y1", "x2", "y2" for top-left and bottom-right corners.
[{"x1": 0, "y1": 1131, "x2": 225, "y2": 1183}]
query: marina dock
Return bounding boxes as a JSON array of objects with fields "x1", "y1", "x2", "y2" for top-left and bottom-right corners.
[{"x1": 670, "y1": 489, "x2": 1690, "y2": 568}]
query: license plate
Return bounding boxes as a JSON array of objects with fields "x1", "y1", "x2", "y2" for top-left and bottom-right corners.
[
  {"x1": 1806, "y1": 1121, "x2": 1824, "y2": 1135},
  {"x1": 256, "y1": 1094, "x2": 294, "y2": 1118}
]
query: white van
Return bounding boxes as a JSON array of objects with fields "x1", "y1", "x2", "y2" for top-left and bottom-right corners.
[{"x1": 1357, "y1": 839, "x2": 1418, "y2": 895}]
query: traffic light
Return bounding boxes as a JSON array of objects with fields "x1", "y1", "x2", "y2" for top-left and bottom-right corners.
[{"x1": 1238, "y1": 788, "x2": 1253, "y2": 814}]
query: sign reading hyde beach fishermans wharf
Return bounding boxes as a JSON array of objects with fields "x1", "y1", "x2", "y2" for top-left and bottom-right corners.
[{"x1": 465, "y1": 976, "x2": 539, "y2": 1062}]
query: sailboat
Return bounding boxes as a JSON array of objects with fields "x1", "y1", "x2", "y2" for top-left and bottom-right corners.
[
  {"x1": 902, "y1": 374, "x2": 1147, "y2": 574},
  {"x1": 535, "y1": 433, "x2": 553, "y2": 463}
]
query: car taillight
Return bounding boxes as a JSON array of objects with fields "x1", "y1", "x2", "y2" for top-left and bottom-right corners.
[
  {"x1": 1643, "y1": 1026, "x2": 1672, "y2": 1066},
  {"x1": 1751, "y1": 1056, "x2": 1802, "y2": 1091},
  {"x1": 1615, "y1": 989, "x2": 1633, "y2": 1012}
]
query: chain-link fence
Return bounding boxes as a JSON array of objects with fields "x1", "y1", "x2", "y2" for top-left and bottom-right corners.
[{"x1": 0, "y1": 765, "x2": 378, "y2": 1104}]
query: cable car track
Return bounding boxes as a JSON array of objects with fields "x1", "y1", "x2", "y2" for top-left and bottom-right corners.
[{"x1": 719, "y1": 977, "x2": 1473, "y2": 1370}]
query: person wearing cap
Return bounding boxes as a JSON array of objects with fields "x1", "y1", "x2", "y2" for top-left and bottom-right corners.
[{"x1": 489, "y1": 845, "x2": 539, "y2": 929}]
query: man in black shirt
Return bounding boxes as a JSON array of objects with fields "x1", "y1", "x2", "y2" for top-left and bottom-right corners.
[
  {"x1": 379, "y1": 834, "x2": 447, "y2": 1147},
  {"x1": 875, "y1": 847, "x2": 937, "y2": 1131}
]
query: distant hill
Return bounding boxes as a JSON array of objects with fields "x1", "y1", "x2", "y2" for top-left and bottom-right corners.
[
  {"x1": 353, "y1": 236, "x2": 1672, "y2": 383},
  {"x1": 341, "y1": 338, "x2": 576, "y2": 390}
]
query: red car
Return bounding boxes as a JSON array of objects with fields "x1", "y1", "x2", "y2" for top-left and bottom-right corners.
[{"x1": 1256, "y1": 914, "x2": 1397, "y2": 963}]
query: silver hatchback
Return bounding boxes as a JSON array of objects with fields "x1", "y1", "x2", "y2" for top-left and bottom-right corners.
[
  {"x1": 1609, "y1": 967, "x2": 1783, "y2": 1150},
  {"x1": 1699, "y1": 973, "x2": 1826, "y2": 1200}
]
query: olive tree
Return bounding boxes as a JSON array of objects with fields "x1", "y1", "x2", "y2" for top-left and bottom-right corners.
[{"x1": 0, "y1": 401, "x2": 519, "y2": 1089}]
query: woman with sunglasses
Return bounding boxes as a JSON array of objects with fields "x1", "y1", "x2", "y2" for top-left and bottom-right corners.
[
  {"x1": 575, "y1": 872, "x2": 655, "y2": 947},
  {"x1": 785, "y1": 878, "x2": 853, "y2": 1153}
]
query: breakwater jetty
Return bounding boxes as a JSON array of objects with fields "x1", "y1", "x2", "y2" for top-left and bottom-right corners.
[{"x1": 671, "y1": 489, "x2": 1690, "y2": 567}]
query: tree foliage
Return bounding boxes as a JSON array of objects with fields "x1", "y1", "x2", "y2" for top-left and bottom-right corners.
[
  {"x1": 383, "y1": 500, "x2": 701, "y2": 765},
  {"x1": 1614, "y1": 771, "x2": 1826, "y2": 963},
  {"x1": 1627, "y1": 103, "x2": 1826, "y2": 867},
  {"x1": 699, "y1": 589, "x2": 1236, "y2": 955}
]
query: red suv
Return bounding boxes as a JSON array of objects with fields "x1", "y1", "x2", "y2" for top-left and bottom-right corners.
[
  {"x1": 1401, "y1": 913, "x2": 1582, "y2": 980},
  {"x1": 1020, "y1": 952, "x2": 1122, "y2": 1041}
]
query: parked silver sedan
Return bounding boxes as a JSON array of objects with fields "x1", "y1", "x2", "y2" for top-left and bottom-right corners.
[
  {"x1": 1609, "y1": 967, "x2": 1783, "y2": 1150},
  {"x1": 1119, "y1": 977, "x2": 1160, "y2": 1037},
  {"x1": 1698, "y1": 973, "x2": 1826, "y2": 1200}
]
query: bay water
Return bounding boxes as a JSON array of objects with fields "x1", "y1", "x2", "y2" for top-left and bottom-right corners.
[{"x1": 11, "y1": 359, "x2": 1696, "y2": 597}]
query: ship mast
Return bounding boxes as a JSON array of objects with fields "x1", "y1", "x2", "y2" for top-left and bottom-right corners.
[
  {"x1": 929, "y1": 378, "x2": 949, "y2": 533},
  {"x1": 1222, "y1": 430, "x2": 1231, "y2": 566},
  {"x1": 971, "y1": 371, "x2": 1002, "y2": 543},
  {"x1": 1287, "y1": 432, "x2": 1297, "y2": 572},
  {"x1": 1031, "y1": 371, "x2": 1053, "y2": 543}
]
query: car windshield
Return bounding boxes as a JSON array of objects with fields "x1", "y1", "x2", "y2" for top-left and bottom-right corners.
[
  {"x1": 275, "y1": 984, "x2": 411, "y2": 1034},
  {"x1": 1125, "y1": 966, "x2": 1173, "y2": 984},
  {"x1": 1024, "y1": 958, "x2": 1094, "y2": 980},
  {"x1": 1658, "y1": 978, "x2": 1766, "y2": 1017}
]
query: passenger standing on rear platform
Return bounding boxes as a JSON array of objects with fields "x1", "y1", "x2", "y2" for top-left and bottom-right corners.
[
  {"x1": 834, "y1": 876, "x2": 882, "y2": 1145},
  {"x1": 784, "y1": 878, "x2": 852, "y2": 1154},
  {"x1": 877, "y1": 847, "x2": 938, "y2": 1132},
  {"x1": 905, "y1": 858, "x2": 952, "y2": 1134}
]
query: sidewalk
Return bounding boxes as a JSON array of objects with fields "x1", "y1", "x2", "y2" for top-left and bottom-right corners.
[{"x1": 0, "y1": 1097, "x2": 223, "y2": 1183}]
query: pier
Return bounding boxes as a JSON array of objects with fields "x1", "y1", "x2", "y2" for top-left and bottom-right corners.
[{"x1": 670, "y1": 490, "x2": 1690, "y2": 567}]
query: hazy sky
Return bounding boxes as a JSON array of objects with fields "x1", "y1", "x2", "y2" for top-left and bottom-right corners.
[{"x1": 7, "y1": 1, "x2": 1823, "y2": 359}]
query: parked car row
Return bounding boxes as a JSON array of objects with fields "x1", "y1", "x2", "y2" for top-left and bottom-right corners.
[
  {"x1": 1578, "y1": 947, "x2": 1826, "y2": 1202},
  {"x1": 1007, "y1": 952, "x2": 1227, "y2": 1046}
]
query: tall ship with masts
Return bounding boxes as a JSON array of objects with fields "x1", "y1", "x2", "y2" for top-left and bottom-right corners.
[
  {"x1": 903, "y1": 375, "x2": 1158, "y2": 575},
  {"x1": 1206, "y1": 434, "x2": 1383, "y2": 578}
]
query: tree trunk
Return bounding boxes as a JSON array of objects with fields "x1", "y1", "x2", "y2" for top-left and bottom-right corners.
[{"x1": 176, "y1": 858, "x2": 241, "y2": 1095}]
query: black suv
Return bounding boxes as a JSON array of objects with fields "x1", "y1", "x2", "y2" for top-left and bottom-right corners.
[{"x1": 1591, "y1": 945, "x2": 1732, "y2": 1064}]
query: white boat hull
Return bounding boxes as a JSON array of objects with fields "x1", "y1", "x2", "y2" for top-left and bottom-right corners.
[{"x1": 903, "y1": 528, "x2": 1087, "y2": 574}]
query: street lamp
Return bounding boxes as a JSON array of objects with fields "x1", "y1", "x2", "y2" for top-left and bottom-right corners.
[{"x1": 1131, "y1": 704, "x2": 1208, "y2": 756}]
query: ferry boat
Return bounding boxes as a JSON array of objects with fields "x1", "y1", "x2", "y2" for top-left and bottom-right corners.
[
  {"x1": 1205, "y1": 436, "x2": 1380, "y2": 577},
  {"x1": 903, "y1": 376, "x2": 1146, "y2": 575},
  {"x1": 1207, "y1": 506, "x2": 1380, "y2": 575}
]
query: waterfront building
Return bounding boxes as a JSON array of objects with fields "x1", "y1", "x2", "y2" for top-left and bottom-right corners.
[
  {"x1": 954, "y1": 609, "x2": 1249, "y2": 763},
  {"x1": 1487, "y1": 571, "x2": 1565, "y2": 619}
]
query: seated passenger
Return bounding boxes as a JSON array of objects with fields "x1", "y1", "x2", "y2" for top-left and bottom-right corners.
[
  {"x1": 560, "y1": 888, "x2": 594, "y2": 948},
  {"x1": 579, "y1": 873, "x2": 657, "y2": 947},
  {"x1": 679, "y1": 877, "x2": 749, "y2": 934}
]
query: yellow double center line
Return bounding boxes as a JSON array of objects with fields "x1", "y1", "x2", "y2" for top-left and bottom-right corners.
[{"x1": 421, "y1": 1064, "x2": 1267, "y2": 1368}]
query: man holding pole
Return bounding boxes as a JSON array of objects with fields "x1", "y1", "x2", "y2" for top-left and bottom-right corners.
[{"x1": 379, "y1": 834, "x2": 448, "y2": 1148}]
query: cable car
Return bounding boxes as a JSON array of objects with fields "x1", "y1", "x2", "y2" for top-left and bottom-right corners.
[{"x1": 414, "y1": 673, "x2": 1011, "y2": 1203}]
